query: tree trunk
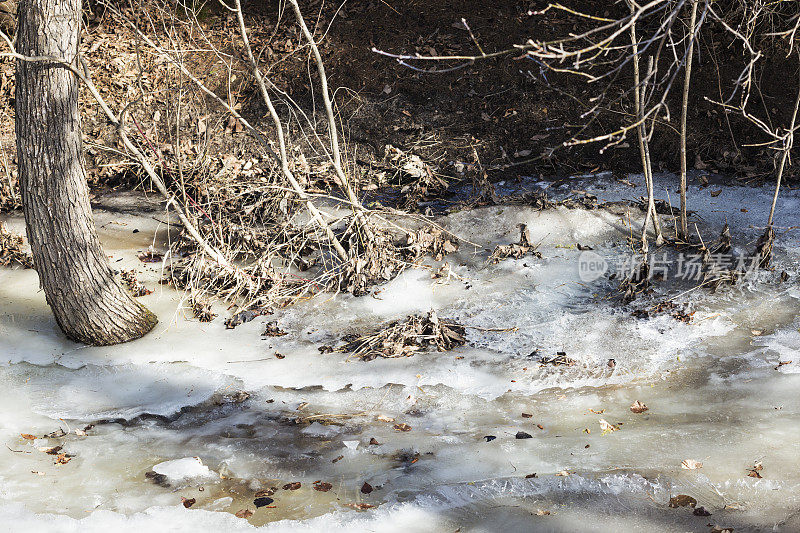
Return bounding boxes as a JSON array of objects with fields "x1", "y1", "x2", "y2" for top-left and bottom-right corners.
[{"x1": 15, "y1": 0, "x2": 157, "y2": 345}]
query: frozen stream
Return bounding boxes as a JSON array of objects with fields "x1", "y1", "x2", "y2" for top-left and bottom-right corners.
[{"x1": 0, "y1": 173, "x2": 799, "y2": 532}]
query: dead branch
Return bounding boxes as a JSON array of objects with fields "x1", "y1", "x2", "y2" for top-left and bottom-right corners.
[
  {"x1": 232, "y1": 0, "x2": 348, "y2": 261},
  {"x1": 679, "y1": 0, "x2": 699, "y2": 240}
]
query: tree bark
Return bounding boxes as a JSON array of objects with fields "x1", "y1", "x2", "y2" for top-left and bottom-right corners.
[{"x1": 15, "y1": 0, "x2": 157, "y2": 345}]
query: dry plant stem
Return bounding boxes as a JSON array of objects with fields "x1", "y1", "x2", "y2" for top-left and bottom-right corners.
[
  {"x1": 680, "y1": 0, "x2": 699, "y2": 240},
  {"x1": 287, "y1": 0, "x2": 360, "y2": 208},
  {"x1": 629, "y1": 5, "x2": 650, "y2": 249},
  {"x1": 768, "y1": 56, "x2": 800, "y2": 227},
  {"x1": 629, "y1": 2, "x2": 647, "y2": 183},
  {"x1": 642, "y1": 98, "x2": 661, "y2": 246},
  {"x1": 287, "y1": 0, "x2": 375, "y2": 242},
  {"x1": 629, "y1": 10, "x2": 661, "y2": 249},
  {"x1": 233, "y1": 0, "x2": 347, "y2": 261},
  {"x1": 0, "y1": 29, "x2": 240, "y2": 274}
]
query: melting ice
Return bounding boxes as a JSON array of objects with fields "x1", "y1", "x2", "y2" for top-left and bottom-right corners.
[{"x1": 0, "y1": 174, "x2": 799, "y2": 532}]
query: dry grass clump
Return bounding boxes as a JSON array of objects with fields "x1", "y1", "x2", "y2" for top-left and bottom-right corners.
[{"x1": 340, "y1": 310, "x2": 466, "y2": 361}]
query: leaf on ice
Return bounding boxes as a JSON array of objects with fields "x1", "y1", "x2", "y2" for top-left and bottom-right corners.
[
  {"x1": 38, "y1": 445, "x2": 62, "y2": 455},
  {"x1": 668, "y1": 494, "x2": 697, "y2": 508},
  {"x1": 746, "y1": 461, "x2": 763, "y2": 478},
  {"x1": 345, "y1": 503, "x2": 374, "y2": 510},
  {"x1": 598, "y1": 419, "x2": 619, "y2": 432},
  {"x1": 254, "y1": 496, "x2": 274, "y2": 508},
  {"x1": 313, "y1": 481, "x2": 332, "y2": 492},
  {"x1": 55, "y1": 453, "x2": 71, "y2": 465}
]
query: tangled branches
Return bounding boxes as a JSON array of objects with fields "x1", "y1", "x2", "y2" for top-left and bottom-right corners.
[{"x1": 340, "y1": 310, "x2": 467, "y2": 361}]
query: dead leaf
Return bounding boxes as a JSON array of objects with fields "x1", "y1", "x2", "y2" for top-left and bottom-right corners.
[
  {"x1": 668, "y1": 494, "x2": 697, "y2": 508},
  {"x1": 630, "y1": 400, "x2": 648, "y2": 413},
  {"x1": 181, "y1": 497, "x2": 196, "y2": 508},
  {"x1": 313, "y1": 481, "x2": 332, "y2": 492},
  {"x1": 693, "y1": 506, "x2": 712, "y2": 516},
  {"x1": 598, "y1": 419, "x2": 619, "y2": 432},
  {"x1": 137, "y1": 251, "x2": 163, "y2": 263},
  {"x1": 682, "y1": 459, "x2": 703, "y2": 470},
  {"x1": 536, "y1": 509, "x2": 551, "y2": 516},
  {"x1": 38, "y1": 445, "x2": 62, "y2": 455},
  {"x1": 20, "y1": 433, "x2": 36, "y2": 440},
  {"x1": 360, "y1": 482, "x2": 373, "y2": 494},
  {"x1": 254, "y1": 496, "x2": 274, "y2": 507},
  {"x1": 55, "y1": 453, "x2": 71, "y2": 465},
  {"x1": 282, "y1": 482, "x2": 301, "y2": 490},
  {"x1": 393, "y1": 423, "x2": 412, "y2": 432},
  {"x1": 746, "y1": 461, "x2": 763, "y2": 478},
  {"x1": 235, "y1": 509, "x2": 253, "y2": 518},
  {"x1": 710, "y1": 527, "x2": 734, "y2": 533},
  {"x1": 264, "y1": 322, "x2": 287, "y2": 337},
  {"x1": 345, "y1": 503, "x2": 374, "y2": 510},
  {"x1": 522, "y1": 413, "x2": 533, "y2": 418},
  {"x1": 555, "y1": 470, "x2": 571, "y2": 476}
]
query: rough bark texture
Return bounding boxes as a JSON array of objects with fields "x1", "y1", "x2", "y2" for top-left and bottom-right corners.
[{"x1": 15, "y1": 0, "x2": 157, "y2": 345}]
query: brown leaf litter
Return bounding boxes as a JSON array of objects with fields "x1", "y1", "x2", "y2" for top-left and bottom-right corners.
[
  {"x1": 120, "y1": 270, "x2": 153, "y2": 297},
  {"x1": 486, "y1": 223, "x2": 541, "y2": 264},
  {"x1": 339, "y1": 310, "x2": 466, "y2": 361},
  {"x1": 0, "y1": 225, "x2": 33, "y2": 269}
]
